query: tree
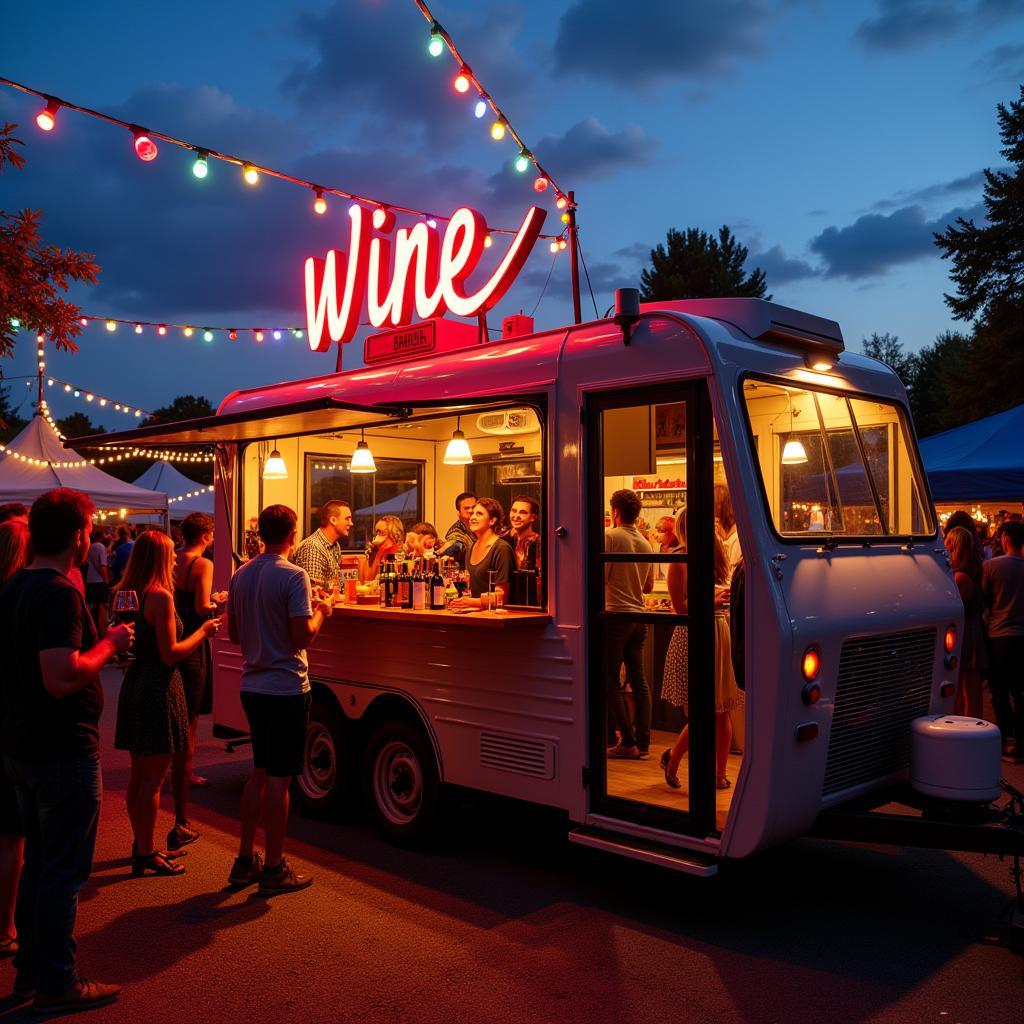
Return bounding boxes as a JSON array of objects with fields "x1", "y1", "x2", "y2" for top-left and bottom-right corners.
[
  {"x1": 0, "y1": 380, "x2": 28, "y2": 442},
  {"x1": 861, "y1": 333, "x2": 918, "y2": 393},
  {"x1": 934, "y1": 86, "x2": 1024, "y2": 325},
  {"x1": 57, "y1": 411, "x2": 104, "y2": 439},
  {"x1": 640, "y1": 226, "x2": 770, "y2": 302},
  {"x1": 142, "y1": 394, "x2": 215, "y2": 427},
  {"x1": 0, "y1": 123, "x2": 99, "y2": 357},
  {"x1": 907, "y1": 331, "x2": 972, "y2": 438}
]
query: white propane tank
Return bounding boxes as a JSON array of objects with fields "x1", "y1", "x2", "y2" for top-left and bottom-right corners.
[{"x1": 910, "y1": 715, "x2": 1002, "y2": 802}]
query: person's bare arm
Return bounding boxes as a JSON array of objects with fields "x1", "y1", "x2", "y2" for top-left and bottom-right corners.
[
  {"x1": 289, "y1": 596, "x2": 333, "y2": 648},
  {"x1": 666, "y1": 562, "x2": 688, "y2": 615},
  {"x1": 150, "y1": 588, "x2": 219, "y2": 665},
  {"x1": 192, "y1": 558, "x2": 218, "y2": 616},
  {"x1": 39, "y1": 625, "x2": 134, "y2": 699}
]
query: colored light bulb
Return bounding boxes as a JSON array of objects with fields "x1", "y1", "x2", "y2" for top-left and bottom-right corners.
[
  {"x1": 454, "y1": 69, "x2": 471, "y2": 93},
  {"x1": 133, "y1": 132, "x2": 158, "y2": 162},
  {"x1": 428, "y1": 23, "x2": 444, "y2": 57},
  {"x1": 192, "y1": 151, "x2": 209, "y2": 179},
  {"x1": 293, "y1": 329, "x2": 303, "y2": 338},
  {"x1": 534, "y1": 176, "x2": 548, "y2": 193},
  {"x1": 243, "y1": 164, "x2": 259, "y2": 185},
  {"x1": 105, "y1": 319, "x2": 116, "y2": 332},
  {"x1": 561, "y1": 211, "x2": 571, "y2": 224},
  {"x1": 183, "y1": 326, "x2": 193, "y2": 337},
  {"x1": 9, "y1": 317, "x2": 20, "y2": 329},
  {"x1": 514, "y1": 151, "x2": 530, "y2": 173},
  {"x1": 203, "y1": 329, "x2": 213, "y2": 342},
  {"x1": 558, "y1": 238, "x2": 567, "y2": 251},
  {"x1": 135, "y1": 323, "x2": 143, "y2": 334},
  {"x1": 78, "y1": 316, "x2": 88, "y2": 327},
  {"x1": 549, "y1": 241, "x2": 559, "y2": 254},
  {"x1": 474, "y1": 100, "x2": 487, "y2": 119},
  {"x1": 273, "y1": 330, "x2": 281, "y2": 340},
  {"x1": 158, "y1": 325, "x2": 167, "y2": 336},
  {"x1": 490, "y1": 119, "x2": 506, "y2": 141},
  {"x1": 36, "y1": 102, "x2": 58, "y2": 132},
  {"x1": 313, "y1": 190, "x2": 327, "y2": 215},
  {"x1": 254, "y1": 330, "x2": 264, "y2": 342},
  {"x1": 483, "y1": 234, "x2": 492, "y2": 248},
  {"x1": 229, "y1": 330, "x2": 238, "y2": 340},
  {"x1": 555, "y1": 194, "x2": 567, "y2": 210}
]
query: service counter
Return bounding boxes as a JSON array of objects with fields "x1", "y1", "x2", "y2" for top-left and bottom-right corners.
[{"x1": 329, "y1": 603, "x2": 550, "y2": 629}]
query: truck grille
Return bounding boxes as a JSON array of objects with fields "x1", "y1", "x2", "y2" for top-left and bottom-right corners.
[{"x1": 822, "y1": 628, "x2": 936, "y2": 797}]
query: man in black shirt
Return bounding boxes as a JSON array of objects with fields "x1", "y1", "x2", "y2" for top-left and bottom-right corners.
[{"x1": 0, "y1": 488, "x2": 132, "y2": 1013}]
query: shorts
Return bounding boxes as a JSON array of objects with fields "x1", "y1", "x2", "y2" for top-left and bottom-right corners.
[
  {"x1": 240, "y1": 691, "x2": 311, "y2": 777},
  {"x1": 85, "y1": 582, "x2": 109, "y2": 608}
]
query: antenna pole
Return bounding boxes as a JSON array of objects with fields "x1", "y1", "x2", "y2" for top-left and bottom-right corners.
[{"x1": 567, "y1": 190, "x2": 581, "y2": 325}]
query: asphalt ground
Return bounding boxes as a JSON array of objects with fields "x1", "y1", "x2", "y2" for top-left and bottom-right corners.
[{"x1": 0, "y1": 667, "x2": 1021, "y2": 1024}]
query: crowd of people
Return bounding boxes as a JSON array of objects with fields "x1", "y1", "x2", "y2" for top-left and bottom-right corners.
[
  {"x1": 603, "y1": 484, "x2": 746, "y2": 793},
  {"x1": 943, "y1": 509, "x2": 1024, "y2": 763}
]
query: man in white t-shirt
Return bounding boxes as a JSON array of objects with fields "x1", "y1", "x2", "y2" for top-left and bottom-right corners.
[
  {"x1": 83, "y1": 528, "x2": 110, "y2": 631},
  {"x1": 226, "y1": 504, "x2": 333, "y2": 895}
]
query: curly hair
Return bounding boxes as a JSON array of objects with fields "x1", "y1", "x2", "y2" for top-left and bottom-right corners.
[{"x1": 374, "y1": 514, "x2": 406, "y2": 548}]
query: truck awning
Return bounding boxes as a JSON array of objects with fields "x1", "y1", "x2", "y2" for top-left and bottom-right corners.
[{"x1": 65, "y1": 395, "x2": 525, "y2": 449}]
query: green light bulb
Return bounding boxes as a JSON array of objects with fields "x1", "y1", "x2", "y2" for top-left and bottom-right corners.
[
  {"x1": 428, "y1": 32, "x2": 444, "y2": 57},
  {"x1": 203, "y1": 329, "x2": 213, "y2": 342},
  {"x1": 193, "y1": 152, "x2": 209, "y2": 179},
  {"x1": 514, "y1": 152, "x2": 530, "y2": 174},
  {"x1": 9, "y1": 318, "x2": 20, "y2": 329}
]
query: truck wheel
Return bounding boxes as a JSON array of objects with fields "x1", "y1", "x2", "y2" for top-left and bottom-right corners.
[
  {"x1": 363, "y1": 719, "x2": 440, "y2": 843},
  {"x1": 293, "y1": 698, "x2": 356, "y2": 820}
]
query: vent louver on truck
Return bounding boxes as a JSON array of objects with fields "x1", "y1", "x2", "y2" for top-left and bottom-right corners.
[
  {"x1": 480, "y1": 731, "x2": 555, "y2": 779},
  {"x1": 476, "y1": 409, "x2": 535, "y2": 435}
]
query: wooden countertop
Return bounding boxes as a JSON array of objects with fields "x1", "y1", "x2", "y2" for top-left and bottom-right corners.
[{"x1": 328, "y1": 602, "x2": 550, "y2": 628}]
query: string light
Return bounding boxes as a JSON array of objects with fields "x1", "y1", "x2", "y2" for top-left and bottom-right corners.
[
  {"x1": 168, "y1": 485, "x2": 215, "y2": 505},
  {"x1": 474, "y1": 100, "x2": 487, "y2": 119},
  {"x1": 35, "y1": 100, "x2": 58, "y2": 131},
  {"x1": 183, "y1": 327, "x2": 193, "y2": 337},
  {"x1": 203, "y1": 329, "x2": 213, "y2": 342},
  {"x1": 157, "y1": 324, "x2": 167, "y2": 336},
  {"x1": 105, "y1": 319, "x2": 116, "y2": 332},
  {"x1": 254, "y1": 330, "x2": 264, "y2": 342},
  {"x1": 229, "y1": 330, "x2": 238, "y2": 340},
  {"x1": 453, "y1": 68, "x2": 472, "y2": 93},
  {"x1": 0, "y1": 75, "x2": 561, "y2": 238},
  {"x1": 242, "y1": 164, "x2": 259, "y2": 186},
  {"x1": 74, "y1": 316, "x2": 306, "y2": 344},
  {"x1": 555, "y1": 194, "x2": 567, "y2": 210},
  {"x1": 134, "y1": 323, "x2": 143, "y2": 334},
  {"x1": 534, "y1": 177, "x2": 548, "y2": 193},
  {"x1": 514, "y1": 149, "x2": 530, "y2": 174},
  {"x1": 313, "y1": 189, "x2": 327, "y2": 215},
  {"x1": 132, "y1": 130, "x2": 158, "y2": 162},
  {"x1": 428, "y1": 22, "x2": 445, "y2": 57},
  {"x1": 490, "y1": 119, "x2": 506, "y2": 141},
  {"x1": 43, "y1": 375, "x2": 152, "y2": 419}
]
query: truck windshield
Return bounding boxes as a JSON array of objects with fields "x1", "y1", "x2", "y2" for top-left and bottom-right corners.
[{"x1": 741, "y1": 378, "x2": 935, "y2": 538}]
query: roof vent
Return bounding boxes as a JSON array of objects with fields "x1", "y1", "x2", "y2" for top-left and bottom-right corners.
[{"x1": 476, "y1": 408, "x2": 536, "y2": 435}]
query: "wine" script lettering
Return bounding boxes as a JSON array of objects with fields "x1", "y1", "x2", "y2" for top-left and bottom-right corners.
[{"x1": 304, "y1": 205, "x2": 546, "y2": 352}]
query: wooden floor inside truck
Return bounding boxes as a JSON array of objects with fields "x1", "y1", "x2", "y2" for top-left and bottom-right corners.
[{"x1": 606, "y1": 728, "x2": 740, "y2": 832}]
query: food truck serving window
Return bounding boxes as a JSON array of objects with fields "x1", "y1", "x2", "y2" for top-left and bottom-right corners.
[{"x1": 742, "y1": 379, "x2": 935, "y2": 539}]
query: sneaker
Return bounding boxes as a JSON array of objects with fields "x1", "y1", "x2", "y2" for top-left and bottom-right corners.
[
  {"x1": 637, "y1": 748, "x2": 650, "y2": 760},
  {"x1": 258, "y1": 858, "x2": 313, "y2": 897},
  {"x1": 607, "y1": 743, "x2": 642, "y2": 759},
  {"x1": 32, "y1": 978, "x2": 120, "y2": 1014},
  {"x1": 166, "y1": 821, "x2": 200, "y2": 851},
  {"x1": 227, "y1": 850, "x2": 264, "y2": 888}
]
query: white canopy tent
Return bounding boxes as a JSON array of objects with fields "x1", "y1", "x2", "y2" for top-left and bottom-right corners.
[
  {"x1": 0, "y1": 415, "x2": 168, "y2": 520},
  {"x1": 130, "y1": 460, "x2": 213, "y2": 524}
]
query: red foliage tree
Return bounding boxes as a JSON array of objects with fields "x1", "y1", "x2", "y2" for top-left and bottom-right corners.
[{"x1": 0, "y1": 122, "x2": 99, "y2": 357}]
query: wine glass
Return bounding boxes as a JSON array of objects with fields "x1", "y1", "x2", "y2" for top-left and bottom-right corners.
[
  {"x1": 112, "y1": 589, "x2": 139, "y2": 623},
  {"x1": 453, "y1": 571, "x2": 468, "y2": 601},
  {"x1": 487, "y1": 569, "x2": 507, "y2": 614}
]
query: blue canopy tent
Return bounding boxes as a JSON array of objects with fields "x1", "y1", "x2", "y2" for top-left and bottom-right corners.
[{"x1": 919, "y1": 404, "x2": 1024, "y2": 503}]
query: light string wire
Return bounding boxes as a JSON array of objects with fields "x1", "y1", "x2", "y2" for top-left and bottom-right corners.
[
  {"x1": 412, "y1": 0, "x2": 573, "y2": 209},
  {"x1": 0, "y1": 75, "x2": 563, "y2": 238}
]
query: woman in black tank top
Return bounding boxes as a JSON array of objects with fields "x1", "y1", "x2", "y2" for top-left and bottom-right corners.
[{"x1": 169, "y1": 513, "x2": 226, "y2": 851}]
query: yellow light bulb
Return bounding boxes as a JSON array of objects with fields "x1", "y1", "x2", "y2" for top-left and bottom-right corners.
[
  {"x1": 243, "y1": 164, "x2": 259, "y2": 185},
  {"x1": 490, "y1": 119, "x2": 506, "y2": 141}
]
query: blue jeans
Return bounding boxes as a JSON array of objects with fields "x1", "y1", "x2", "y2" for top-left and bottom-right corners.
[
  {"x1": 5, "y1": 753, "x2": 101, "y2": 995},
  {"x1": 604, "y1": 620, "x2": 651, "y2": 750}
]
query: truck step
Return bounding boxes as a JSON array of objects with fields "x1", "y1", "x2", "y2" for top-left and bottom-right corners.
[{"x1": 568, "y1": 825, "x2": 718, "y2": 876}]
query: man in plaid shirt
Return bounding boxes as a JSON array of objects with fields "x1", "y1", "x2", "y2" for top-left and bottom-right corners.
[{"x1": 291, "y1": 500, "x2": 353, "y2": 586}]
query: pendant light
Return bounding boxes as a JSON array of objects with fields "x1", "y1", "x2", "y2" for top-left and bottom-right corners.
[
  {"x1": 263, "y1": 442, "x2": 288, "y2": 480},
  {"x1": 350, "y1": 429, "x2": 376, "y2": 473},
  {"x1": 443, "y1": 416, "x2": 473, "y2": 465},
  {"x1": 780, "y1": 391, "x2": 808, "y2": 465}
]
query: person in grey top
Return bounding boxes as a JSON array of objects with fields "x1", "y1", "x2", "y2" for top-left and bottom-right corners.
[
  {"x1": 604, "y1": 489, "x2": 654, "y2": 758},
  {"x1": 983, "y1": 519, "x2": 1024, "y2": 763}
]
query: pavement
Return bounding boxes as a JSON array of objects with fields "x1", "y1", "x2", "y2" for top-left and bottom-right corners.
[{"x1": 0, "y1": 667, "x2": 1022, "y2": 1023}]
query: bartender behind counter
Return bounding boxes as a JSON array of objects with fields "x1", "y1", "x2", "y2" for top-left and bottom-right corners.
[{"x1": 450, "y1": 498, "x2": 513, "y2": 610}]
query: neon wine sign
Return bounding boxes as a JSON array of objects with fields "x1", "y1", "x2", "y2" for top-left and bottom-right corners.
[{"x1": 304, "y1": 205, "x2": 546, "y2": 352}]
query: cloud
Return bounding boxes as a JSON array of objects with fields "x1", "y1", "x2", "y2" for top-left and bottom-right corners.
[
  {"x1": 614, "y1": 242, "x2": 652, "y2": 264},
  {"x1": 283, "y1": 1, "x2": 532, "y2": 147},
  {"x1": 552, "y1": 0, "x2": 772, "y2": 90},
  {"x1": 533, "y1": 117, "x2": 657, "y2": 182},
  {"x1": 809, "y1": 202, "x2": 986, "y2": 278},
  {"x1": 975, "y1": 42, "x2": 1024, "y2": 82},
  {"x1": 747, "y1": 245, "x2": 818, "y2": 284},
  {"x1": 854, "y1": 0, "x2": 1024, "y2": 54},
  {"x1": 870, "y1": 169, "x2": 991, "y2": 210}
]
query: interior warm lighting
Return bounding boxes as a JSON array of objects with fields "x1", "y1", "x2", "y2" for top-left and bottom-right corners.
[
  {"x1": 443, "y1": 417, "x2": 473, "y2": 465},
  {"x1": 806, "y1": 354, "x2": 835, "y2": 372},
  {"x1": 350, "y1": 430, "x2": 376, "y2": 473},
  {"x1": 781, "y1": 439, "x2": 808, "y2": 465},
  {"x1": 262, "y1": 444, "x2": 288, "y2": 480}
]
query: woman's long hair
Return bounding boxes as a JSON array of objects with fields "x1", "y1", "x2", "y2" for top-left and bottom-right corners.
[
  {"x1": 115, "y1": 530, "x2": 175, "y2": 598},
  {"x1": 474, "y1": 497, "x2": 505, "y2": 536},
  {"x1": 375, "y1": 515, "x2": 406, "y2": 548},
  {"x1": 674, "y1": 506, "x2": 728, "y2": 584},
  {"x1": 0, "y1": 520, "x2": 31, "y2": 587},
  {"x1": 946, "y1": 525, "x2": 983, "y2": 581}
]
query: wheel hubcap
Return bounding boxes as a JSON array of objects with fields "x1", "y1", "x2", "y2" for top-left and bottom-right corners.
[
  {"x1": 299, "y1": 721, "x2": 336, "y2": 800},
  {"x1": 374, "y1": 739, "x2": 423, "y2": 825}
]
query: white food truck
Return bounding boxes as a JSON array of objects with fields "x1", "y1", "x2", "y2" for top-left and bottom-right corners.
[{"x1": 83, "y1": 294, "x2": 1024, "y2": 931}]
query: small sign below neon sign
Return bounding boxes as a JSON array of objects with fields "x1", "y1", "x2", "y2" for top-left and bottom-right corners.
[{"x1": 304, "y1": 205, "x2": 546, "y2": 353}]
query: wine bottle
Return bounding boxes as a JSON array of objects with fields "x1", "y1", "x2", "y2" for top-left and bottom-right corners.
[
  {"x1": 430, "y1": 562, "x2": 446, "y2": 609},
  {"x1": 412, "y1": 561, "x2": 426, "y2": 610},
  {"x1": 400, "y1": 561, "x2": 413, "y2": 609}
]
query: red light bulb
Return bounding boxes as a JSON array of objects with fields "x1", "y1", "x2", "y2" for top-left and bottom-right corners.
[
  {"x1": 133, "y1": 132, "x2": 158, "y2": 162},
  {"x1": 78, "y1": 316, "x2": 88, "y2": 327},
  {"x1": 453, "y1": 68, "x2": 471, "y2": 93},
  {"x1": 157, "y1": 325, "x2": 167, "y2": 336},
  {"x1": 229, "y1": 330, "x2": 238, "y2": 341},
  {"x1": 36, "y1": 102, "x2": 58, "y2": 132},
  {"x1": 533, "y1": 177, "x2": 548, "y2": 193}
]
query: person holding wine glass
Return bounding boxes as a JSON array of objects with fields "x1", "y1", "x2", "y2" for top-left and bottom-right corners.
[
  {"x1": 450, "y1": 498, "x2": 514, "y2": 612},
  {"x1": 113, "y1": 532, "x2": 220, "y2": 877}
]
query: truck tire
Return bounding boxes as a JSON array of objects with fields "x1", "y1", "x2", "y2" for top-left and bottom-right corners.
[
  {"x1": 363, "y1": 719, "x2": 440, "y2": 843},
  {"x1": 293, "y1": 698, "x2": 356, "y2": 820}
]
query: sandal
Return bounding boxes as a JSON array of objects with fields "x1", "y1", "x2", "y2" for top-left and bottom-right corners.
[
  {"x1": 131, "y1": 852, "x2": 186, "y2": 877},
  {"x1": 660, "y1": 749, "x2": 681, "y2": 790},
  {"x1": 190, "y1": 774, "x2": 210, "y2": 789},
  {"x1": 716, "y1": 775, "x2": 732, "y2": 790}
]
